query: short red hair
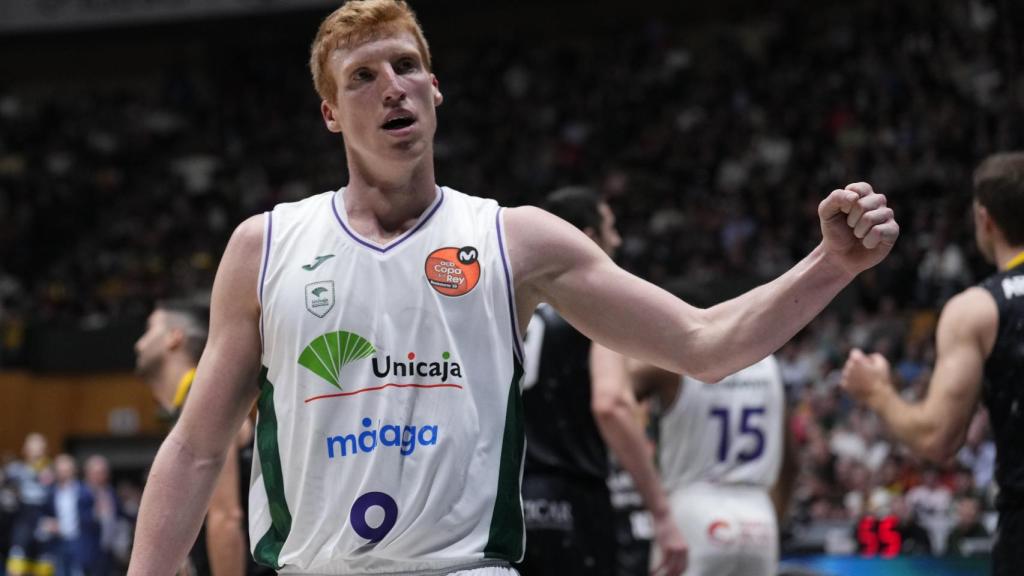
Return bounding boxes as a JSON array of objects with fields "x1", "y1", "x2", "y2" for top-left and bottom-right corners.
[{"x1": 310, "y1": 0, "x2": 432, "y2": 102}]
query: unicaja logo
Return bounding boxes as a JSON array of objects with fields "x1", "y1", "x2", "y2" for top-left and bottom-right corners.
[
  {"x1": 371, "y1": 351, "x2": 463, "y2": 382},
  {"x1": 298, "y1": 331, "x2": 376, "y2": 389},
  {"x1": 327, "y1": 418, "x2": 439, "y2": 458},
  {"x1": 299, "y1": 332, "x2": 467, "y2": 402}
]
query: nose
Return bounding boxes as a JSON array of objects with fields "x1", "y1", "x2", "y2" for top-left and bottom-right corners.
[{"x1": 381, "y1": 66, "x2": 406, "y2": 105}]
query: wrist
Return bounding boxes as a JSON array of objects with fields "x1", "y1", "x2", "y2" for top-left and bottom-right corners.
[
  {"x1": 649, "y1": 501, "x2": 672, "y2": 521},
  {"x1": 813, "y1": 243, "x2": 857, "y2": 282},
  {"x1": 865, "y1": 379, "x2": 897, "y2": 413}
]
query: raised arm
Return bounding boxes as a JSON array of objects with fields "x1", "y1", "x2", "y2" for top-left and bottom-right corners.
[
  {"x1": 128, "y1": 215, "x2": 265, "y2": 576},
  {"x1": 590, "y1": 343, "x2": 687, "y2": 576},
  {"x1": 507, "y1": 183, "x2": 898, "y2": 382},
  {"x1": 841, "y1": 287, "x2": 996, "y2": 462}
]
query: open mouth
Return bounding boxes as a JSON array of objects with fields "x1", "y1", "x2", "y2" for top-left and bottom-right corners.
[{"x1": 381, "y1": 116, "x2": 416, "y2": 131}]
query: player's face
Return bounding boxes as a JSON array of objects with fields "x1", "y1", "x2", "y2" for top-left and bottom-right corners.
[
  {"x1": 321, "y1": 32, "x2": 442, "y2": 166},
  {"x1": 134, "y1": 309, "x2": 170, "y2": 379},
  {"x1": 973, "y1": 199, "x2": 995, "y2": 264},
  {"x1": 596, "y1": 202, "x2": 622, "y2": 257}
]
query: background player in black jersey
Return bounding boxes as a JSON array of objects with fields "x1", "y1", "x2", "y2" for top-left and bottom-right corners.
[
  {"x1": 135, "y1": 300, "x2": 253, "y2": 576},
  {"x1": 517, "y1": 187, "x2": 687, "y2": 576},
  {"x1": 842, "y1": 151, "x2": 1024, "y2": 576}
]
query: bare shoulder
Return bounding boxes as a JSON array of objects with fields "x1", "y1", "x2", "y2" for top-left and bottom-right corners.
[
  {"x1": 939, "y1": 286, "x2": 998, "y2": 351},
  {"x1": 219, "y1": 215, "x2": 265, "y2": 276},
  {"x1": 227, "y1": 214, "x2": 266, "y2": 258},
  {"x1": 502, "y1": 205, "x2": 607, "y2": 290},
  {"x1": 212, "y1": 214, "x2": 266, "y2": 318},
  {"x1": 502, "y1": 205, "x2": 568, "y2": 259}
]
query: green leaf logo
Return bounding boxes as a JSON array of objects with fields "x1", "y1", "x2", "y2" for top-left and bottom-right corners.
[
  {"x1": 311, "y1": 287, "x2": 328, "y2": 297},
  {"x1": 298, "y1": 331, "x2": 376, "y2": 389}
]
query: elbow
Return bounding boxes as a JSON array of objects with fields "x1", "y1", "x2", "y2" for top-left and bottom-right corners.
[
  {"x1": 679, "y1": 309, "x2": 721, "y2": 383},
  {"x1": 693, "y1": 368, "x2": 726, "y2": 384},
  {"x1": 591, "y1": 394, "x2": 629, "y2": 425},
  {"x1": 918, "y1": 431, "x2": 964, "y2": 464},
  {"x1": 687, "y1": 358, "x2": 726, "y2": 383}
]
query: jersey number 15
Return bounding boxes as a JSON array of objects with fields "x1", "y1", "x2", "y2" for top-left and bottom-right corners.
[{"x1": 708, "y1": 406, "x2": 766, "y2": 463}]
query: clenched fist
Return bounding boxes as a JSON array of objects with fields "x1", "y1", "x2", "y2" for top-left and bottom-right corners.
[
  {"x1": 818, "y1": 182, "x2": 900, "y2": 277},
  {"x1": 841, "y1": 348, "x2": 894, "y2": 408}
]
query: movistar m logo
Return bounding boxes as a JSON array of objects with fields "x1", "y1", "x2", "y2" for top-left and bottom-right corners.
[{"x1": 302, "y1": 254, "x2": 335, "y2": 271}]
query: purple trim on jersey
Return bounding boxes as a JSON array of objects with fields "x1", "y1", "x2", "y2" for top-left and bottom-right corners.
[
  {"x1": 258, "y1": 210, "x2": 273, "y2": 347},
  {"x1": 331, "y1": 187, "x2": 445, "y2": 254},
  {"x1": 496, "y1": 208, "x2": 525, "y2": 365}
]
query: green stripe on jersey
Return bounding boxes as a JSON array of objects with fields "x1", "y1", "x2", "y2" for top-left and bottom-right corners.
[
  {"x1": 484, "y1": 355, "x2": 525, "y2": 561},
  {"x1": 254, "y1": 366, "x2": 292, "y2": 569}
]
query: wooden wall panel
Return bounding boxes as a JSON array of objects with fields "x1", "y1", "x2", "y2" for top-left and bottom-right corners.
[{"x1": 0, "y1": 371, "x2": 164, "y2": 456}]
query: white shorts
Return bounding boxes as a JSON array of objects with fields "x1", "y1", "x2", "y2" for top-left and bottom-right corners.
[
  {"x1": 449, "y1": 568, "x2": 518, "y2": 576},
  {"x1": 291, "y1": 563, "x2": 517, "y2": 576},
  {"x1": 653, "y1": 482, "x2": 778, "y2": 576}
]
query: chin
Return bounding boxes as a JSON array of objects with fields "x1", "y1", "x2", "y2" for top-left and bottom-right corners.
[{"x1": 386, "y1": 138, "x2": 430, "y2": 159}]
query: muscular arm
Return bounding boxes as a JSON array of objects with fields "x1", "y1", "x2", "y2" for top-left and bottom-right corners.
[
  {"x1": 129, "y1": 216, "x2": 265, "y2": 576},
  {"x1": 507, "y1": 184, "x2": 898, "y2": 382},
  {"x1": 842, "y1": 288, "x2": 997, "y2": 463},
  {"x1": 590, "y1": 344, "x2": 686, "y2": 576}
]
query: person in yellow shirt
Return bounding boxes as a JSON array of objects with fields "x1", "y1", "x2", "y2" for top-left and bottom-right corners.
[{"x1": 135, "y1": 300, "x2": 248, "y2": 576}]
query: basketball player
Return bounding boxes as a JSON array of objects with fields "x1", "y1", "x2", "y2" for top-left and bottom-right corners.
[
  {"x1": 631, "y1": 290, "x2": 797, "y2": 576},
  {"x1": 127, "y1": 1, "x2": 898, "y2": 574},
  {"x1": 135, "y1": 300, "x2": 248, "y2": 576},
  {"x1": 842, "y1": 151, "x2": 1024, "y2": 576},
  {"x1": 518, "y1": 188, "x2": 686, "y2": 576}
]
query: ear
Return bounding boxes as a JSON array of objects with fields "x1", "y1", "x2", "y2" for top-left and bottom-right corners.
[
  {"x1": 321, "y1": 100, "x2": 344, "y2": 134},
  {"x1": 975, "y1": 203, "x2": 994, "y2": 233},
  {"x1": 431, "y1": 74, "x2": 443, "y2": 108},
  {"x1": 165, "y1": 327, "x2": 186, "y2": 353}
]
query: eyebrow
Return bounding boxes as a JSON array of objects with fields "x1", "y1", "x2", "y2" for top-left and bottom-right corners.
[{"x1": 341, "y1": 47, "x2": 422, "y2": 74}]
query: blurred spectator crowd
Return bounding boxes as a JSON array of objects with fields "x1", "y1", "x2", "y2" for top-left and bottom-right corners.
[
  {"x1": 0, "y1": 434, "x2": 140, "y2": 575},
  {"x1": 0, "y1": 0, "x2": 1021, "y2": 562}
]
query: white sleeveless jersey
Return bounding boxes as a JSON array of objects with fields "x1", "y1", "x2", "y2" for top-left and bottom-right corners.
[
  {"x1": 657, "y1": 356, "x2": 784, "y2": 491},
  {"x1": 250, "y1": 187, "x2": 526, "y2": 575}
]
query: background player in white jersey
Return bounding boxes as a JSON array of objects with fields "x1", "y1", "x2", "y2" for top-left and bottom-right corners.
[
  {"x1": 126, "y1": 1, "x2": 899, "y2": 574},
  {"x1": 630, "y1": 288, "x2": 797, "y2": 576}
]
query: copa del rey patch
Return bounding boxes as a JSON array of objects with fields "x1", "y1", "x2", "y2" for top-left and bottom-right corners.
[{"x1": 424, "y1": 246, "x2": 481, "y2": 297}]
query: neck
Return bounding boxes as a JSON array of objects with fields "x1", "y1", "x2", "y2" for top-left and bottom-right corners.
[
  {"x1": 995, "y1": 244, "x2": 1024, "y2": 271},
  {"x1": 150, "y1": 355, "x2": 196, "y2": 411},
  {"x1": 343, "y1": 153, "x2": 438, "y2": 237}
]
